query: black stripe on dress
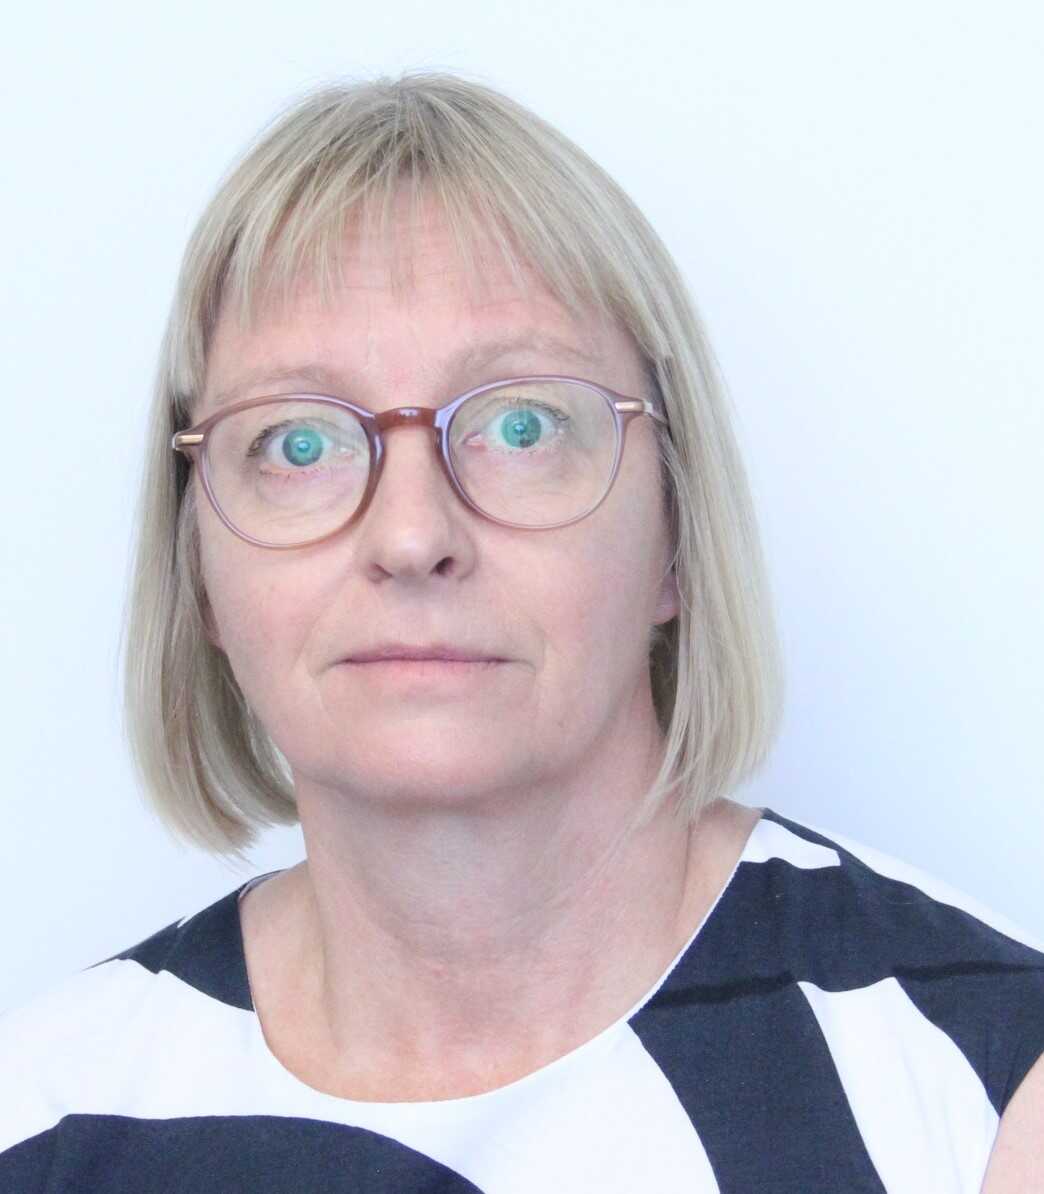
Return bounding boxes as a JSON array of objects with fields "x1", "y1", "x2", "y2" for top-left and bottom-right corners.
[{"x1": 0, "y1": 1115, "x2": 485, "y2": 1193}]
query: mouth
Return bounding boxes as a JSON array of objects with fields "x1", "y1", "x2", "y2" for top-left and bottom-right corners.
[
  {"x1": 337, "y1": 655, "x2": 507, "y2": 692},
  {"x1": 345, "y1": 645, "x2": 506, "y2": 664},
  {"x1": 347, "y1": 658, "x2": 501, "y2": 668}
]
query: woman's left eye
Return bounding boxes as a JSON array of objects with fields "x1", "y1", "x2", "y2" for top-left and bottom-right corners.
[{"x1": 477, "y1": 403, "x2": 568, "y2": 451}]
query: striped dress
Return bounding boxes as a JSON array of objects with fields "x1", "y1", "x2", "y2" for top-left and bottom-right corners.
[{"x1": 3, "y1": 807, "x2": 1042, "y2": 1192}]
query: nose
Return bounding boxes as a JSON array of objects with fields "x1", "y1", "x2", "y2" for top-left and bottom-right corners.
[{"x1": 351, "y1": 421, "x2": 477, "y2": 583}]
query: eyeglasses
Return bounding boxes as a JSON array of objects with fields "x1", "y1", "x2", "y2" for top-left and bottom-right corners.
[{"x1": 172, "y1": 375, "x2": 668, "y2": 549}]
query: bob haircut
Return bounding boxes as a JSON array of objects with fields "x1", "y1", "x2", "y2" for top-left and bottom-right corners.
[{"x1": 122, "y1": 71, "x2": 784, "y2": 862}]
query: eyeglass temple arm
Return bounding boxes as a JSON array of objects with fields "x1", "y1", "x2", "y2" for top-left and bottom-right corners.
[{"x1": 614, "y1": 398, "x2": 669, "y2": 425}]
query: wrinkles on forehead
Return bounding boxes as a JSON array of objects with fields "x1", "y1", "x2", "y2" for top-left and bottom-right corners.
[{"x1": 203, "y1": 333, "x2": 616, "y2": 418}]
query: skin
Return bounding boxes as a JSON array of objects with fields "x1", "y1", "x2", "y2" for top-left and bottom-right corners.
[
  {"x1": 979, "y1": 1053, "x2": 1044, "y2": 1192},
  {"x1": 196, "y1": 196, "x2": 763, "y2": 1102}
]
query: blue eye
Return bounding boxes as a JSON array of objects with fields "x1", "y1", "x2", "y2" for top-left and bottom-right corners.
[
  {"x1": 282, "y1": 426, "x2": 324, "y2": 466},
  {"x1": 499, "y1": 408, "x2": 543, "y2": 449},
  {"x1": 479, "y1": 401, "x2": 568, "y2": 453},
  {"x1": 247, "y1": 420, "x2": 337, "y2": 469}
]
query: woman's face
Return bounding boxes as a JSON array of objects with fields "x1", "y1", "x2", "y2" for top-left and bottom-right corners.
[{"x1": 196, "y1": 206, "x2": 679, "y2": 811}]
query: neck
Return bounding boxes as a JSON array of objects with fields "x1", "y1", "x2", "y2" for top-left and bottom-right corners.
[{"x1": 248, "y1": 700, "x2": 757, "y2": 1100}]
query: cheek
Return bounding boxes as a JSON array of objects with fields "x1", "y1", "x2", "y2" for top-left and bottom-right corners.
[
  {"x1": 197, "y1": 519, "x2": 316, "y2": 702},
  {"x1": 533, "y1": 520, "x2": 664, "y2": 684}
]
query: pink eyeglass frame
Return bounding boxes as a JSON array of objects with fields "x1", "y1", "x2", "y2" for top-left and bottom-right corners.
[{"x1": 172, "y1": 374, "x2": 669, "y2": 549}]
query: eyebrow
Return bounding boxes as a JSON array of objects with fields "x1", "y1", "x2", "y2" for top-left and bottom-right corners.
[{"x1": 206, "y1": 332, "x2": 605, "y2": 410}]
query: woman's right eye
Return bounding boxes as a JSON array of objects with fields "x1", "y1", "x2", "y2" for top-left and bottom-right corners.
[
  {"x1": 246, "y1": 420, "x2": 353, "y2": 469},
  {"x1": 272, "y1": 425, "x2": 325, "y2": 467}
]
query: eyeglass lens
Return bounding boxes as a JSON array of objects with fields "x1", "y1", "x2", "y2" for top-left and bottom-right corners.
[{"x1": 202, "y1": 381, "x2": 619, "y2": 545}]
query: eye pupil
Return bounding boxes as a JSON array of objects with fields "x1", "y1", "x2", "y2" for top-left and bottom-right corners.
[
  {"x1": 283, "y1": 427, "x2": 323, "y2": 466},
  {"x1": 501, "y1": 409, "x2": 541, "y2": 449}
]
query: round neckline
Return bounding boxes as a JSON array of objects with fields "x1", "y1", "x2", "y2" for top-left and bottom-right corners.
[{"x1": 234, "y1": 805, "x2": 771, "y2": 1110}]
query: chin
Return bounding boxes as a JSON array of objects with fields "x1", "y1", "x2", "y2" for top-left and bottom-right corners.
[{"x1": 300, "y1": 740, "x2": 548, "y2": 811}]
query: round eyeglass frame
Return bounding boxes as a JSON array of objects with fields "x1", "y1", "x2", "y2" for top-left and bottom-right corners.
[{"x1": 172, "y1": 374, "x2": 669, "y2": 549}]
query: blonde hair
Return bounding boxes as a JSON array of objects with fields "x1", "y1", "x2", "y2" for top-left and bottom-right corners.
[{"x1": 122, "y1": 70, "x2": 784, "y2": 862}]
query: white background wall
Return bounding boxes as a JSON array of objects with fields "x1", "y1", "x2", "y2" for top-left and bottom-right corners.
[{"x1": 2, "y1": 0, "x2": 1041, "y2": 1011}]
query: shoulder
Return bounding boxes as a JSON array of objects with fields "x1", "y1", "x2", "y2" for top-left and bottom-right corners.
[
  {"x1": 748, "y1": 809, "x2": 1044, "y2": 1116},
  {"x1": 0, "y1": 880, "x2": 253, "y2": 1158},
  {"x1": 632, "y1": 808, "x2": 1044, "y2": 1188},
  {"x1": 754, "y1": 807, "x2": 1044, "y2": 954}
]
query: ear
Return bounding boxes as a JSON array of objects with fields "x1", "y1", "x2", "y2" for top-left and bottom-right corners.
[{"x1": 653, "y1": 564, "x2": 680, "y2": 626}]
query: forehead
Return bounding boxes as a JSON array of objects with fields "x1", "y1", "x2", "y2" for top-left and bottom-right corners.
[{"x1": 202, "y1": 200, "x2": 642, "y2": 411}]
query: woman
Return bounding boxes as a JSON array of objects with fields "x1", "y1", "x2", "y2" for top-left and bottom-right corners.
[{"x1": 2, "y1": 72, "x2": 1041, "y2": 1191}]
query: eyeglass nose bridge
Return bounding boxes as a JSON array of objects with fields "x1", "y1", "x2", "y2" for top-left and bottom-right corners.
[
  {"x1": 369, "y1": 405, "x2": 449, "y2": 461},
  {"x1": 360, "y1": 404, "x2": 471, "y2": 524},
  {"x1": 374, "y1": 406, "x2": 438, "y2": 432}
]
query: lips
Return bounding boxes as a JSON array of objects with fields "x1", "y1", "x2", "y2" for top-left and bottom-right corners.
[{"x1": 345, "y1": 644, "x2": 503, "y2": 663}]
